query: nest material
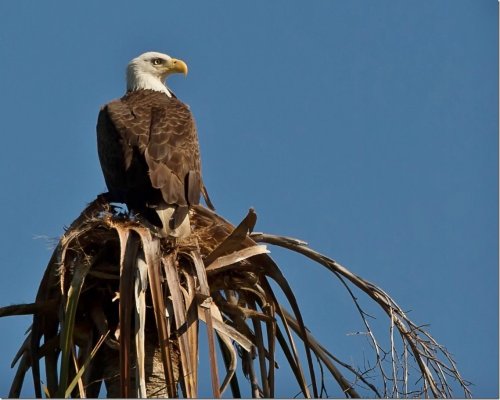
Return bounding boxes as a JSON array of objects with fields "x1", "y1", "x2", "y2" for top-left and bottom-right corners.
[{"x1": 1, "y1": 195, "x2": 471, "y2": 398}]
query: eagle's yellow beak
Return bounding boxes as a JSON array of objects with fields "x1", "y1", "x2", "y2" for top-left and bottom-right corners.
[{"x1": 168, "y1": 58, "x2": 188, "y2": 76}]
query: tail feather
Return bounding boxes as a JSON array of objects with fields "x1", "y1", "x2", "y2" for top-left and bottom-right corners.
[{"x1": 155, "y1": 204, "x2": 191, "y2": 238}]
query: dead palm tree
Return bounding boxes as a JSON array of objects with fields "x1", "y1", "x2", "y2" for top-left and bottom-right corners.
[{"x1": 1, "y1": 194, "x2": 471, "y2": 398}]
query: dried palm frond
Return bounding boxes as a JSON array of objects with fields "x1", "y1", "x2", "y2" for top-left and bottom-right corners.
[{"x1": 1, "y1": 195, "x2": 471, "y2": 398}]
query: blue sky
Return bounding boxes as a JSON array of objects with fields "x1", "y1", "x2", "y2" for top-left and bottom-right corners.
[{"x1": 0, "y1": 1, "x2": 497, "y2": 397}]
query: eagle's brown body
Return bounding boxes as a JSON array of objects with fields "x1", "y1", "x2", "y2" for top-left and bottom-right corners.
[{"x1": 97, "y1": 89, "x2": 209, "y2": 232}]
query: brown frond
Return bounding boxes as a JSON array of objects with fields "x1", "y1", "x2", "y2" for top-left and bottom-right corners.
[{"x1": 0, "y1": 195, "x2": 471, "y2": 398}]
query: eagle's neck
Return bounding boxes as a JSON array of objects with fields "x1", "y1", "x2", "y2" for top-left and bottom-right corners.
[{"x1": 126, "y1": 72, "x2": 172, "y2": 97}]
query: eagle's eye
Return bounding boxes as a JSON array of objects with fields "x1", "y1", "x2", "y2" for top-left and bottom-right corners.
[{"x1": 152, "y1": 58, "x2": 164, "y2": 66}]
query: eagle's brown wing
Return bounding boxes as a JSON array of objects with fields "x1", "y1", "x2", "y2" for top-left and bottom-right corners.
[{"x1": 97, "y1": 89, "x2": 205, "y2": 212}]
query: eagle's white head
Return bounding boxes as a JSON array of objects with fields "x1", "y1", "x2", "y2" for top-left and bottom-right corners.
[{"x1": 126, "y1": 51, "x2": 188, "y2": 96}]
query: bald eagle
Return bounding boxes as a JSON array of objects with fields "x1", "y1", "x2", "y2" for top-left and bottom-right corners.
[{"x1": 97, "y1": 51, "x2": 213, "y2": 237}]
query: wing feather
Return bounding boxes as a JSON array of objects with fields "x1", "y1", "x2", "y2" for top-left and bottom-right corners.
[{"x1": 98, "y1": 89, "x2": 204, "y2": 211}]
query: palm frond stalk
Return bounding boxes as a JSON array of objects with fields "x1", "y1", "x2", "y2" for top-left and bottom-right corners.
[{"x1": 1, "y1": 195, "x2": 471, "y2": 398}]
